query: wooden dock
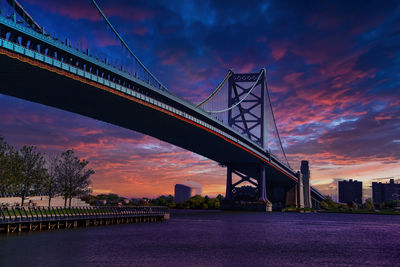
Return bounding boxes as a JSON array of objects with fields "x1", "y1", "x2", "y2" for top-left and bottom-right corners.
[{"x1": 0, "y1": 206, "x2": 170, "y2": 233}]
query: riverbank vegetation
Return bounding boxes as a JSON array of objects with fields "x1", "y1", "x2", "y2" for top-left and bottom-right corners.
[
  {"x1": 282, "y1": 197, "x2": 400, "y2": 215},
  {"x1": 281, "y1": 207, "x2": 314, "y2": 212},
  {"x1": 0, "y1": 136, "x2": 94, "y2": 207},
  {"x1": 172, "y1": 195, "x2": 224, "y2": 209},
  {"x1": 319, "y1": 197, "x2": 400, "y2": 215},
  {"x1": 85, "y1": 193, "x2": 224, "y2": 210}
]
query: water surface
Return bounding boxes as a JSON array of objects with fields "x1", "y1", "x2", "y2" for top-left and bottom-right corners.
[{"x1": 1, "y1": 211, "x2": 399, "y2": 266}]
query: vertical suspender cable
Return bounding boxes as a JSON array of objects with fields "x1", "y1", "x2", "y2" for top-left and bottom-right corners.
[
  {"x1": 197, "y1": 70, "x2": 233, "y2": 108},
  {"x1": 264, "y1": 70, "x2": 291, "y2": 168}
]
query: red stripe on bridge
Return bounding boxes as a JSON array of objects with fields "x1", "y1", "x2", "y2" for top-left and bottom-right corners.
[{"x1": 0, "y1": 48, "x2": 297, "y2": 183}]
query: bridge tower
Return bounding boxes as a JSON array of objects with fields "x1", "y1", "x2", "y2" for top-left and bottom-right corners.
[
  {"x1": 223, "y1": 70, "x2": 272, "y2": 210},
  {"x1": 300, "y1": 160, "x2": 312, "y2": 208},
  {"x1": 227, "y1": 72, "x2": 266, "y2": 147},
  {"x1": 296, "y1": 171, "x2": 305, "y2": 208}
]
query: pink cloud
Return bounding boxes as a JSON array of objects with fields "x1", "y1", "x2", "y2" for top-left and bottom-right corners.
[
  {"x1": 160, "y1": 50, "x2": 186, "y2": 66},
  {"x1": 375, "y1": 116, "x2": 392, "y2": 121},
  {"x1": 271, "y1": 47, "x2": 287, "y2": 61},
  {"x1": 23, "y1": 0, "x2": 101, "y2": 21},
  {"x1": 283, "y1": 72, "x2": 303, "y2": 84},
  {"x1": 269, "y1": 41, "x2": 288, "y2": 61},
  {"x1": 238, "y1": 63, "x2": 256, "y2": 73},
  {"x1": 104, "y1": 5, "x2": 158, "y2": 22},
  {"x1": 23, "y1": 0, "x2": 158, "y2": 22},
  {"x1": 132, "y1": 27, "x2": 149, "y2": 36}
]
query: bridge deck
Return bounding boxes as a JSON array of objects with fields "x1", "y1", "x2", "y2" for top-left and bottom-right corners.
[
  {"x1": 0, "y1": 48, "x2": 295, "y2": 186},
  {"x1": 0, "y1": 16, "x2": 325, "y2": 201}
]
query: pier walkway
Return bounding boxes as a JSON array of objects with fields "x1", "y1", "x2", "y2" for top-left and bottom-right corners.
[{"x1": 0, "y1": 206, "x2": 170, "y2": 233}]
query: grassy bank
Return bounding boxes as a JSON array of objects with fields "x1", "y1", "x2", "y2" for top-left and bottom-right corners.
[
  {"x1": 281, "y1": 206, "x2": 400, "y2": 215},
  {"x1": 318, "y1": 208, "x2": 400, "y2": 215}
]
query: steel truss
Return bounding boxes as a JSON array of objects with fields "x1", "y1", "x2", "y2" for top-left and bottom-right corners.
[
  {"x1": 225, "y1": 165, "x2": 268, "y2": 202},
  {"x1": 228, "y1": 72, "x2": 266, "y2": 147}
]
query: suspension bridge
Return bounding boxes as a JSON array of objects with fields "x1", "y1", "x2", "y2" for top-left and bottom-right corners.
[{"x1": 0, "y1": 0, "x2": 325, "y2": 210}]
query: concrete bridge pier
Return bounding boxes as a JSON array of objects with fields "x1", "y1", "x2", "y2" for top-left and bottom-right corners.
[
  {"x1": 259, "y1": 165, "x2": 272, "y2": 212},
  {"x1": 301, "y1": 161, "x2": 312, "y2": 208},
  {"x1": 296, "y1": 171, "x2": 305, "y2": 208},
  {"x1": 224, "y1": 162, "x2": 320, "y2": 210},
  {"x1": 285, "y1": 185, "x2": 298, "y2": 207},
  {"x1": 225, "y1": 165, "x2": 233, "y2": 201},
  {"x1": 223, "y1": 164, "x2": 272, "y2": 212}
]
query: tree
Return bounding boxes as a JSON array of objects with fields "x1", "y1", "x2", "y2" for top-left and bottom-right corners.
[
  {"x1": 42, "y1": 153, "x2": 61, "y2": 207},
  {"x1": 14, "y1": 146, "x2": 47, "y2": 206},
  {"x1": 150, "y1": 195, "x2": 174, "y2": 206},
  {"x1": 207, "y1": 198, "x2": 220, "y2": 209},
  {"x1": 349, "y1": 201, "x2": 358, "y2": 210},
  {"x1": 320, "y1": 196, "x2": 342, "y2": 210},
  {"x1": 0, "y1": 136, "x2": 7, "y2": 157},
  {"x1": 188, "y1": 195, "x2": 206, "y2": 209},
  {"x1": 3, "y1": 146, "x2": 21, "y2": 197},
  {"x1": 57, "y1": 150, "x2": 94, "y2": 207},
  {"x1": 0, "y1": 137, "x2": 10, "y2": 196},
  {"x1": 364, "y1": 198, "x2": 375, "y2": 210},
  {"x1": 216, "y1": 194, "x2": 224, "y2": 202}
]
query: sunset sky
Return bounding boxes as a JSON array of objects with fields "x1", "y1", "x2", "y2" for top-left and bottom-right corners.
[{"x1": 0, "y1": 0, "x2": 399, "y2": 199}]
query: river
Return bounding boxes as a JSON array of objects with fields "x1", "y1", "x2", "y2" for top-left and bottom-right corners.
[{"x1": 1, "y1": 211, "x2": 399, "y2": 266}]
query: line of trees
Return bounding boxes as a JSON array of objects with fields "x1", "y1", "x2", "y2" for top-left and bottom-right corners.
[
  {"x1": 320, "y1": 196, "x2": 375, "y2": 211},
  {"x1": 0, "y1": 136, "x2": 94, "y2": 207},
  {"x1": 82, "y1": 193, "x2": 224, "y2": 209}
]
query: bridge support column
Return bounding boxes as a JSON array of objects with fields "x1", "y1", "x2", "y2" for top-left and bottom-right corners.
[
  {"x1": 225, "y1": 166, "x2": 233, "y2": 201},
  {"x1": 285, "y1": 185, "x2": 298, "y2": 207},
  {"x1": 296, "y1": 171, "x2": 305, "y2": 208},
  {"x1": 259, "y1": 165, "x2": 272, "y2": 212},
  {"x1": 259, "y1": 165, "x2": 267, "y2": 201},
  {"x1": 301, "y1": 161, "x2": 312, "y2": 209}
]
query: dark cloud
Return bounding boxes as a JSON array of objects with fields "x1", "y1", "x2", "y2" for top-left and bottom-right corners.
[{"x1": 353, "y1": 44, "x2": 400, "y2": 72}]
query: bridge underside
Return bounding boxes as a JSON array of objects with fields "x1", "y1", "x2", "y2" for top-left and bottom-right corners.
[{"x1": 0, "y1": 52, "x2": 297, "y2": 195}]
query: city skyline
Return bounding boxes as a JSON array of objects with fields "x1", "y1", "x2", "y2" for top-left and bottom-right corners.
[{"x1": 0, "y1": 0, "x2": 399, "y2": 198}]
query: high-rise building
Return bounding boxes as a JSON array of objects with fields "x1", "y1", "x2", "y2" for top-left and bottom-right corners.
[
  {"x1": 372, "y1": 179, "x2": 400, "y2": 205},
  {"x1": 174, "y1": 181, "x2": 202, "y2": 203},
  {"x1": 338, "y1": 179, "x2": 362, "y2": 205},
  {"x1": 300, "y1": 161, "x2": 311, "y2": 208},
  {"x1": 174, "y1": 184, "x2": 192, "y2": 203}
]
